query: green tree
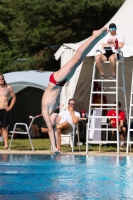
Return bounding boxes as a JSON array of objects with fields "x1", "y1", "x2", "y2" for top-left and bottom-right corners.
[
  {"x1": 0, "y1": 0, "x2": 14, "y2": 72},
  {"x1": 0, "y1": 0, "x2": 125, "y2": 73}
]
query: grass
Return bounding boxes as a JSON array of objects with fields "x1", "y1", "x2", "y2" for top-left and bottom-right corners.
[{"x1": 0, "y1": 138, "x2": 121, "y2": 152}]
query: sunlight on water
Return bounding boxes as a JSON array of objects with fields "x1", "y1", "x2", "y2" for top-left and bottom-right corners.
[{"x1": 0, "y1": 154, "x2": 133, "y2": 199}]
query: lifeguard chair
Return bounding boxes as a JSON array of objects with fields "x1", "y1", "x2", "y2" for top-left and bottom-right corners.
[{"x1": 86, "y1": 48, "x2": 128, "y2": 155}]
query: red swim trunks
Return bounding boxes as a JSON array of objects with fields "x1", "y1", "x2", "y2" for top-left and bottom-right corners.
[{"x1": 49, "y1": 73, "x2": 66, "y2": 87}]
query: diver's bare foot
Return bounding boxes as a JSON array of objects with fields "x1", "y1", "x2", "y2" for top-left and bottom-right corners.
[
  {"x1": 93, "y1": 27, "x2": 108, "y2": 38},
  {"x1": 51, "y1": 150, "x2": 60, "y2": 155},
  {"x1": 4, "y1": 146, "x2": 9, "y2": 150}
]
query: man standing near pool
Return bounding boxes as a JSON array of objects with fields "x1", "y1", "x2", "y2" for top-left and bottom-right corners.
[{"x1": 0, "y1": 74, "x2": 16, "y2": 149}]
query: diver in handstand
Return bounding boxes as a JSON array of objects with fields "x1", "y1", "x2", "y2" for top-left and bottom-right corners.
[{"x1": 42, "y1": 27, "x2": 108, "y2": 154}]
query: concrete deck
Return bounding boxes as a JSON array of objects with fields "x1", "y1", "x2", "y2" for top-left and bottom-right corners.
[{"x1": 0, "y1": 150, "x2": 133, "y2": 156}]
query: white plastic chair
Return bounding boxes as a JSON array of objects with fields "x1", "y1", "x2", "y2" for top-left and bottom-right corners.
[
  {"x1": 0, "y1": 136, "x2": 4, "y2": 144},
  {"x1": 61, "y1": 123, "x2": 81, "y2": 152},
  {"x1": 8, "y1": 114, "x2": 42, "y2": 151},
  {"x1": 8, "y1": 122, "x2": 34, "y2": 151}
]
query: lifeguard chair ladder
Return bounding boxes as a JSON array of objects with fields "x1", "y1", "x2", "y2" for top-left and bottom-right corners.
[
  {"x1": 126, "y1": 69, "x2": 133, "y2": 154},
  {"x1": 86, "y1": 50, "x2": 128, "y2": 155}
]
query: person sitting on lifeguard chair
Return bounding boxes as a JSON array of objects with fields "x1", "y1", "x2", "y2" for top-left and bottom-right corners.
[{"x1": 95, "y1": 23, "x2": 125, "y2": 80}]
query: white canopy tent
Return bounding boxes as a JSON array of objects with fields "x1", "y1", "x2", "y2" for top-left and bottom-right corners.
[
  {"x1": 4, "y1": 70, "x2": 52, "y2": 94},
  {"x1": 3, "y1": 70, "x2": 53, "y2": 128},
  {"x1": 55, "y1": 0, "x2": 133, "y2": 114}
]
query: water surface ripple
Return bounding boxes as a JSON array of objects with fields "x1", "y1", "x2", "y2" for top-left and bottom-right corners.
[{"x1": 0, "y1": 154, "x2": 132, "y2": 200}]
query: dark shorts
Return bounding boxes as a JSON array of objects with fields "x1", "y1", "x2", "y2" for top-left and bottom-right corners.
[
  {"x1": 62, "y1": 124, "x2": 73, "y2": 134},
  {"x1": 0, "y1": 109, "x2": 9, "y2": 128},
  {"x1": 109, "y1": 121, "x2": 127, "y2": 131},
  {"x1": 103, "y1": 52, "x2": 115, "y2": 60}
]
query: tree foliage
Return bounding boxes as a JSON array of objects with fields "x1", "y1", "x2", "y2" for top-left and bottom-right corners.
[{"x1": 0, "y1": 0, "x2": 125, "y2": 73}]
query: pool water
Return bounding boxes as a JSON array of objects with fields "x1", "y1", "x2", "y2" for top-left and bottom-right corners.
[{"x1": 0, "y1": 154, "x2": 133, "y2": 200}]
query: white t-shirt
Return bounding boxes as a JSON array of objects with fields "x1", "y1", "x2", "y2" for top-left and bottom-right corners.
[
  {"x1": 103, "y1": 34, "x2": 125, "y2": 52},
  {"x1": 58, "y1": 110, "x2": 80, "y2": 126}
]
